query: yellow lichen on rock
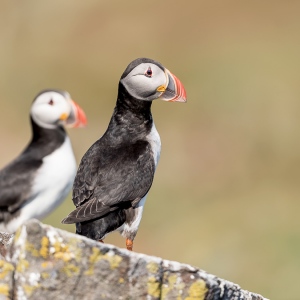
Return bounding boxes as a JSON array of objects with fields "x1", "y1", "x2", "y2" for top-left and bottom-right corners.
[
  {"x1": 146, "y1": 261, "x2": 159, "y2": 274},
  {"x1": 52, "y1": 240, "x2": 74, "y2": 262},
  {"x1": 41, "y1": 272, "x2": 50, "y2": 279},
  {"x1": 89, "y1": 247, "x2": 102, "y2": 264},
  {"x1": 185, "y1": 280, "x2": 207, "y2": 300},
  {"x1": 53, "y1": 249, "x2": 73, "y2": 262},
  {"x1": 41, "y1": 261, "x2": 53, "y2": 269},
  {"x1": 147, "y1": 276, "x2": 160, "y2": 298},
  {"x1": 0, "y1": 260, "x2": 14, "y2": 279},
  {"x1": 161, "y1": 274, "x2": 178, "y2": 298},
  {"x1": 161, "y1": 273, "x2": 188, "y2": 299},
  {"x1": 16, "y1": 258, "x2": 29, "y2": 273},
  {"x1": 72, "y1": 244, "x2": 82, "y2": 263},
  {"x1": 53, "y1": 240, "x2": 62, "y2": 253},
  {"x1": 62, "y1": 263, "x2": 80, "y2": 277},
  {"x1": 24, "y1": 284, "x2": 39, "y2": 297},
  {"x1": 84, "y1": 247, "x2": 102, "y2": 275},
  {"x1": 25, "y1": 242, "x2": 40, "y2": 257},
  {"x1": 0, "y1": 284, "x2": 10, "y2": 296},
  {"x1": 84, "y1": 247, "x2": 122, "y2": 275},
  {"x1": 39, "y1": 236, "x2": 49, "y2": 259},
  {"x1": 84, "y1": 267, "x2": 94, "y2": 276},
  {"x1": 102, "y1": 252, "x2": 122, "y2": 269}
]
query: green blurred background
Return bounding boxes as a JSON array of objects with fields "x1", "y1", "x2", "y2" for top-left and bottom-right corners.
[{"x1": 1, "y1": 1, "x2": 300, "y2": 299}]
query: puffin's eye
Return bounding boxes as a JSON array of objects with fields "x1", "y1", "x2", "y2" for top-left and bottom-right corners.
[
  {"x1": 48, "y1": 99, "x2": 54, "y2": 105},
  {"x1": 145, "y1": 67, "x2": 152, "y2": 77}
]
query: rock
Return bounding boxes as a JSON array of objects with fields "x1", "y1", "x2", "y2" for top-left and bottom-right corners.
[
  {"x1": 0, "y1": 220, "x2": 268, "y2": 299},
  {"x1": 0, "y1": 232, "x2": 14, "y2": 258},
  {"x1": 0, "y1": 232, "x2": 14, "y2": 300}
]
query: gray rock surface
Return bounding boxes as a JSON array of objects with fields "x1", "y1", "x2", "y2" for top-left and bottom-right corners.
[
  {"x1": 0, "y1": 232, "x2": 13, "y2": 258},
  {"x1": 0, "y1": 220, "x2": 268, "y2": 299}
]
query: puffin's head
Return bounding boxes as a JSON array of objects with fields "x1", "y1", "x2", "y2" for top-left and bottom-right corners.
[
  {"x1": 30, "y1": 89, "x2": 87, "y2": 129},
  {"x1": 120, "y1": 58, "x2": 187, "y2": 103}
]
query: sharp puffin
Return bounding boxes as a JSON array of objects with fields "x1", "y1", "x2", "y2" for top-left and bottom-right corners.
[
  {"x1": 0, "y1": 89, "x2": 87, "y2": 233},
  {"x1": 62, "y1": 58, "x2": 187, "y2": 251}
]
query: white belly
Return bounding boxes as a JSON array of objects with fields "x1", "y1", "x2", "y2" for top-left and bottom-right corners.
[
  {"x1": 118, "y1": 195, "x2": 147, "y2": 239},
  {"x1": 117, "y1": 123, "x2": 161, "y2": 239},
  {"x1": 6, "y1": 137, "x2": 77, "y2": 232}
]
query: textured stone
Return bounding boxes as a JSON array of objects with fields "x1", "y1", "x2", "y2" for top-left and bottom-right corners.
[
  {"x1": 0, "y1": 232, "x2": 14, "y2": 300},
  {"x1": 0, "y1": 258, "x2": 14, "y2": 300},
  {"x1": 0, "y1": 232, "x2": 14, "y2": 258},
  {"x1": 0, "y1": 220, "x2": 268, "y2": 300}
]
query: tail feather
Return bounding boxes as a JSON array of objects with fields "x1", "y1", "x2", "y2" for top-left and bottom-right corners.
[{"x1": 76, "y1": 209, "x2": 126, "y2": 240}]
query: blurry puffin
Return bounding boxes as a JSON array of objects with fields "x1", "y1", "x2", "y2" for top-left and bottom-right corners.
[
  {"x1": 0, "y1": 89, "x2": 87, "y2": 233},
  {"x1": 62, "y1": 58, "x2": 186, "y2": 251}
]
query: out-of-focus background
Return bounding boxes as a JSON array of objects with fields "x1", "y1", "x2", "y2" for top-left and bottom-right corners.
[{"x1": 1, "y1": 1, "x2": 299, "y2": 299}]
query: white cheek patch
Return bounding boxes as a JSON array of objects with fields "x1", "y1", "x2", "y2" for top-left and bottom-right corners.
[
  {"x1": 121, "y1": 63, "x2": 167, "y2": 100},
  {"x1": 31, "y1": 92, "x2": 71, "y2": 129},
  {"x1": 31, "y1": 105, "x2": 59, "y2": 127}
]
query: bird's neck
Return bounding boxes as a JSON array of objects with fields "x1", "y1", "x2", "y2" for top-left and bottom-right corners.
[
  {"x1": 106, "y1": 84, "x2": 153, "y2": 140},
  {"x1": 29, "y1": 117, "x2": 66, "y2": 149},
  {"x1": 116, "y1": 83, "x2": 153, "y2": 118}
]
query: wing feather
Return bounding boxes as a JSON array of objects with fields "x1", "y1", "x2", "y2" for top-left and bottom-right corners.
[{"x1": 62, "y1": 139, "x2": 155, "y2": 224}]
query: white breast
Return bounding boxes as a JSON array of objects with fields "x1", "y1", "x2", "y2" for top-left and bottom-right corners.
[
  {"x1": 146, "y1": 123, "x2": 161, "y2": 168},
  {"x1": 6, "y1": 137, "x2": 77, "y2": 232}
]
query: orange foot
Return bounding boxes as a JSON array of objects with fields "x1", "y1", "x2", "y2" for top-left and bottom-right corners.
[
  {"x1": 99, "y1": 239, "x2": 104, "y2": 243},
  {"x1": 126, "y1": 238, "x2": 133, "y2": 251}
]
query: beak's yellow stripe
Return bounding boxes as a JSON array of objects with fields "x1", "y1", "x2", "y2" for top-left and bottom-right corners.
[
  {"x1": 59, "y1": 113, "x2": 68, "y2": 120},
  {"x1": 156, "y1": 85, "x2": 166, "y2": 92}
]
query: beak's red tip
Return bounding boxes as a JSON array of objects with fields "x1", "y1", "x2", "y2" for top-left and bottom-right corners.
[
  {"x1": 72, "y1": 101, "x2": 87, "y2": 127},
  {"x1": 172, "y1": 73, "x2": 187, "y2": 103}
]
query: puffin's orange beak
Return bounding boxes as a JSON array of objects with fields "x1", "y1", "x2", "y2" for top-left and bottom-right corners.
[
  {"x1": 158, "y1": 69, "x2": 187, "y2": 103},
  {"x1": 66, "y1": 100, "x2": 87, "y2": 128}
]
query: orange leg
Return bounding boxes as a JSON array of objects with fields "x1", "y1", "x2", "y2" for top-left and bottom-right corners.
[
  {"x1": 126, "y1": 238, "x2": 133, "y2": 251},
  {"x1": 99, "y1": 239, "x2": 104, "y2": 243}
]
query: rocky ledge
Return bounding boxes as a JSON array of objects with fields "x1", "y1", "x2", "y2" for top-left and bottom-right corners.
[{"x1": 0, "y1": 220, "x2": 268, "y2": 300}]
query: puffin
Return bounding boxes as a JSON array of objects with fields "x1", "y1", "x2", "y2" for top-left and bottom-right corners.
[
  {"x1": 0, "y1": 89, "x2": 87, "y2": 233},
  {"x1": 62, "y1": 58, "x2": 187, "y2": 251}
]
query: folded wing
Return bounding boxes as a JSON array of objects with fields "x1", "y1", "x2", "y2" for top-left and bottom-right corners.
[{"x1": 62, "y1": 139, "x2": 155, "y2": 224}]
